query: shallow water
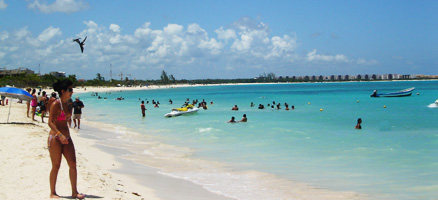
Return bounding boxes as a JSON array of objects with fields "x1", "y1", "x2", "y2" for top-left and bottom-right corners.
[{"x1": 78, "y1": 81, "x2": 438, "y2": 200}]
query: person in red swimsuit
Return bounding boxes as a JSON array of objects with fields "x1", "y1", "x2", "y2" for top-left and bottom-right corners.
[
  {"x1": 141, "y1": 100, "x2": 147, "y2": 117},
  {"x1": 47, "y1": 79, "x2": 85, "y2": 199}
]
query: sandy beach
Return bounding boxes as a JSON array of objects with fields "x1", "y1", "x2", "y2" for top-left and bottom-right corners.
[{"x1": 0, "y1": 99, "x2": 161, "y2": 199}]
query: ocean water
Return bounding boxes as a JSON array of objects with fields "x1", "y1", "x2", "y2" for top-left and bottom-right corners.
[{"x1": 77, "y1": 81, "x2": 438, "y2": 200}]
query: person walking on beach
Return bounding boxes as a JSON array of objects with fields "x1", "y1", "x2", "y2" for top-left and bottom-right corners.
[
  {"x1": 141, "y1": 100, "x2": 147, "y2": 117},
  {"x1": 47, "y1": 79, "x2": 85, "y2": 199},
  {"x1": 40, "y1": 91, "x2": 48, "y2": 123},
  {"x1": 72, "y1": 97, "x2": 84, "y2": 129},
  {"x1": 26, "y1": 88, "x2": 31, "y2": 117},
  {"x1": 30, "y1": 89, "x2": 38, "y2": 121},
  {"x1": 47, "y1": 92, "x2": 57, "y2": 114}
]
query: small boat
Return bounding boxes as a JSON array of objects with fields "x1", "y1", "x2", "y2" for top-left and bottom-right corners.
[
  {"x1": 164, "y1": 104, "x2": 199, "y2": 117},
  {"x1": 371, "y1": 87, "x2": 415, "y2": 97}
]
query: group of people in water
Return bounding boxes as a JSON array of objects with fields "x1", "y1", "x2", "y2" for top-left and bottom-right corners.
[{"x1": 250, "y1": 101, "x2": 295, "y2": 110}]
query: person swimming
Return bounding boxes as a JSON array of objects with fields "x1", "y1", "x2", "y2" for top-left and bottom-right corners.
[
  {"x1": 240, "y1": 114, "x2": 247, "y2": 122},
  {"x1": 355, "y1": 118, "x2": 362, "y2": 129},
  {"x1": 232, "y1": 105, "x2": 239, "y2": 111},
  {"x1": 228, "y1": 116, "x2": 237, "y2": 123}
]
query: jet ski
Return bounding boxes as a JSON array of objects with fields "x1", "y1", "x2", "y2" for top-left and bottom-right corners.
[{"x1": 164, "y1": 104, "x2": 199, "y2": 117}]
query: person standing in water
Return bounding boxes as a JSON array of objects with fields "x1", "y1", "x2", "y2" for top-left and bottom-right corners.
[
  {"x1": 240, "y1": 114, "x2": 247, "y2": 122},
  {"x1": 141, "y1": 101, "x2": 147, "y2": 117},
  {"x1": 355, "y1": 118, "x2": 362, "y2": 129},
  {"x1": 47, "y1": 79, "x2": 85, "y2": 199}
]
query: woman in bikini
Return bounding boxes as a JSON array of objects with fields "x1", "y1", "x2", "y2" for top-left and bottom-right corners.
[
  {"x1": 26, "y1": 88, "x2": 32, "y2": 117},
  {"x1": 30, "y1": 89, "x2": 38, "y2": 121},
  {"x1": 48, "y1": 79, "x2": 85, "y2": 199}
]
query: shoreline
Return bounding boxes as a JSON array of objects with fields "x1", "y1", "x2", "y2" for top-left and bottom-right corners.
[{"x1": 72, "y1": 79, "x2": 438, "y2": 94}]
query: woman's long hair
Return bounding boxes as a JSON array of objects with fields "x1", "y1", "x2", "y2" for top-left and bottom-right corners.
[{"x1": 53, "y1": 79, "x2": 73, "y2": 98}]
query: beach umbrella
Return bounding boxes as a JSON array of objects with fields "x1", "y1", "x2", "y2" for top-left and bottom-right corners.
[{"x1": 0, "y1": 87, "x2": 33, "y2": 123}]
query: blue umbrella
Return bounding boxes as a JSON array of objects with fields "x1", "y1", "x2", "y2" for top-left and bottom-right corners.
[
  {"x1": 0, "y1": 87, "x2": 33, "y2": 101},
  {"x1": 0, "y1": 87, "x2": 33, "y2": 123}
]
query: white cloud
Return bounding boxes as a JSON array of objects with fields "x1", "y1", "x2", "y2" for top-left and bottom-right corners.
[
  {"x1": 38, "y1": 26, "x2": 62, "y2": 42},
  {"x1": 215, "y1": 27, "x2": 237, "y2": 41},
  {"x1": 0, "y1": 0, "x2": 7, "y2": 10},
  {"x1": 163, "y1": 24, "x2": 183, "y2": 35},
  {"x1": 198, "y1": 38, "x2": 223, "y2": 55},
  {"x1": 109, "y1": 24, "x2": 121, "y2": 33},
  {"x1": 134, "y1": 22, "x2": 152, "y2": 38},
  {"x1": 28, "y1": 0, "x2": 89, "y2": 14},
  {"x1": 306, "y1": 49, "x2": 349, "y2": 63}
]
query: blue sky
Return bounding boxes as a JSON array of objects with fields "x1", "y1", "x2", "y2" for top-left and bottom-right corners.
[{"x1": 0, "y1": 0, "x2": 437, "y2": 80}]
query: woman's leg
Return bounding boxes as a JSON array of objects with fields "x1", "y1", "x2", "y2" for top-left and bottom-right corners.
[
  {"x1": 62, "y1": 138, "x2": 85, "y2": 198},
  {"x1": 49, "y1": 137, "x2": 63, "y2": 198},
  {"x1": 31, "y1": 107, "x2": 36, "y2": 121},
  {"x1": 41, "y1": 111, "x2": 45, "y2": 123},
  {"x1": 26, "y1": 102, "x2": 30, "y2": 117}
]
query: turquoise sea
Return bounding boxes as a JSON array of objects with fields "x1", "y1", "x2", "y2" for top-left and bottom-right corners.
[{"x1": 77, "y1": 81, "x2": 438, "y2": 200}]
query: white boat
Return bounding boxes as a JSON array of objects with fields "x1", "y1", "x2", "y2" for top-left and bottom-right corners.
[
  {"x1": 164, "y1": 104, "x2": 199, "y2": 117},
  {"x1": 370, "y1": 87, "x2": 415, "y2": 97}
]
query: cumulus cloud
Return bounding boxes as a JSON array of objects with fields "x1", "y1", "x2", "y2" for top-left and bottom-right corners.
[
  {"x1": 0, "y1": 0, "x2": 7, "y2": 10},
  {"x1": 0, "y1": 18, "x2": 377, "y2": 79},
  {"x1": 28, "y1": 0, "x2": 89, "y2": 13},
  {"x1": 109, "y1": 24, "x2": 121, "y2": 33},
  {"x1": 38, "y1": 26, "x2": 62, "y2": 42},
  {"x1": 215, "y1": 27, "x2": 237, "y2": 41}
]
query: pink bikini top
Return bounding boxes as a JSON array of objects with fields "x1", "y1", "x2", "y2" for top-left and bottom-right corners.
[{"x1": 57, "y1": 99, "x2": 66, "y2": 121}]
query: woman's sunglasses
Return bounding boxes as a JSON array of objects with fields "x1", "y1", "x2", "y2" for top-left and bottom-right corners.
[{"x1": 67, "y1": 88, "x2": 74, "y2": 92}]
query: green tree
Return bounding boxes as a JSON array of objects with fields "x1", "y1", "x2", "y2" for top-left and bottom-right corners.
[
  {"x1": 160, "y1": 70, "x2": 170, "y2": 84},
  {"x1": 96, "y1": 73, "x2": 105, "y2": 81},
  {"x1": 169, "y1": 74, "x2": 176, "y2": 83}
]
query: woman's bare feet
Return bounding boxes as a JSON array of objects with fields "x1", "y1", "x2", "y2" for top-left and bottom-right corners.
[
  {"x1": 72, "y1": 193, "x2": 85, "y2": 199},
  {"x1": 50, "y1": 193, "x2": 60, "y2": 198}
]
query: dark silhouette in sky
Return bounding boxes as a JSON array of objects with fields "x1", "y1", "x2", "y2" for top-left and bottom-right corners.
[{"x1": 73, "y1": 36, "x2": 87, "y2": 53}]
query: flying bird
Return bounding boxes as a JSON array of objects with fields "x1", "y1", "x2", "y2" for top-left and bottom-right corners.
[{"x1": 73, "y1": 36, "x2": 87, "y2": 53}]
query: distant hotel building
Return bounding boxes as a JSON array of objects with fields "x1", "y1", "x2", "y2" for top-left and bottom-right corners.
[
  {"x1": 0, "y1": 67, "x2": 66, "y2": 78},
  {"x1": 0, "y1": 67, "x2": 35, "y2": 78},
  {"x1": 276, "y1": 74, "x2": 431, "y2": 81}
]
